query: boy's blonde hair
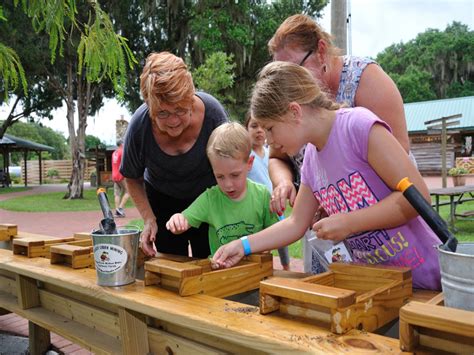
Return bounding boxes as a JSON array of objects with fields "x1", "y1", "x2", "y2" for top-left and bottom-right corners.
[
  {"x1": 207, "y1": 122, "x2": 251, "y2": 162},
  {"x1": 251, "y1": 61, "x2": 340, "y2": 122},
  {"x1": 140, "y1": 52, "x2": 195, "y2": 120}
]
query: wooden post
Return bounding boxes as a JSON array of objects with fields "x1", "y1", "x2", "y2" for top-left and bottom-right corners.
[
  {"x1": 38, "y1": 150, "x2": 43, "y2": 185},
  {"x1": 23, "y1": 150, "x2": 28, "y2": 187},
  {"x1": 441, "y1": 120, "x2": 447, "y2": 188},
  {"x1": 29, "y1": 322, "x2": 51, "y2": 355},
  {"x1": 118, "y1": 307, "x2": 150, "y2": 354}
]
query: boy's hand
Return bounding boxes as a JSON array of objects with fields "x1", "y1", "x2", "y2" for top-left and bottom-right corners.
[
  {"x1": 312, "y1": 214, "x2": 352, "y2": 243},
  {"x1": 212, "y1": 239, "x2": 245, "y2": 269},
  {"x1": 166, "y1": 213, "x2": 190, "y2": 234}
]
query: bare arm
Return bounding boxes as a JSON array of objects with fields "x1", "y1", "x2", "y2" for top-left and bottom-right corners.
[
  {"x1": 356, "y1": 64, "x2": 410, "y2": 153},
  {"x1": 212, "y1": 184, "x2": 318, "y2": 268},
  {"x1": 314, "y1": 124, "x2": 427, "y2": 241},
  {"x1": 268, "y1": 145, "x2": 297, "y2": 213},
  {"x1": 125, "y1": 177, "x2": 157, "y2": 256}
]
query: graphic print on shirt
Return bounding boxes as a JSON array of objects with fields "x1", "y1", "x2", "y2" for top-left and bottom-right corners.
[
  {"x1": 216, "y1": 221, "x2": 255, "y2": 245},
  {"x1": 313, "y1": 171, "x2": 425, "y2": 271}
]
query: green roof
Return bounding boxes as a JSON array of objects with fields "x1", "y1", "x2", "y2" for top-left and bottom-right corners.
[
  {"x1": 1, "y1": 134, "x2": 55, "y2": 152},
  {"x1": 404, "y1": 96, "x2": 474, "y2": 133}
]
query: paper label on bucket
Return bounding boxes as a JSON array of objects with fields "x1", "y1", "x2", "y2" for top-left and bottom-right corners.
[{"x1": 93, "y1": 244, "x2": 128, "y2": 274}]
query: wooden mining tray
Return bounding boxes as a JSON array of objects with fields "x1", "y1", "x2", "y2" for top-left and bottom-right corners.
[
  {"x1": 399, "y1": 293, "x2": 474, "y2": 353},
  {"x1": 259, "y1": 263, "x2": 412, "y2": 334},
  {"x1": 144, "y1": 253, "x2": 273, "y2": 297},
  {"x1": 0, "y1": 224, "x2": 17, "y2": 241},
  {"x1": 13, "y1": 236, "x2": 92, "y2": 258},
  {"x1": 50, "y1": 245, "x2": 94, "y2": 269}
]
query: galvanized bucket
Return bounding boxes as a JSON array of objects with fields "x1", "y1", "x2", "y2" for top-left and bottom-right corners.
[
  {"x1": 91, "y1": 228, "x2": 140, "y2": 287},
  {"x1": 438, "y1": 242, "x2": 474, "y2": 311}
]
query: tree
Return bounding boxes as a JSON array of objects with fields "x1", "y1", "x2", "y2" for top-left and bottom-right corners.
[
  {"x1": 377, "y1": 22, "x2": 474, "y2": 103},
  {"x1": 192, "y1": 52, "x2": 236, "y2": 106},
  {"x1": 0, "y1": 1, "x2": 136, "y2": 199},
  {"x1": 85, "y1": 134, "x2": 104, "y2": 150},
  {"x1": 2, "y1": 121, "x2": 70, "y2": 163}
]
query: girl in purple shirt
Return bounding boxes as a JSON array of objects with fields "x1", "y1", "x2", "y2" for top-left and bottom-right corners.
[{"x1": 213, "y1": 62, "x2": 441, "y2": 290}]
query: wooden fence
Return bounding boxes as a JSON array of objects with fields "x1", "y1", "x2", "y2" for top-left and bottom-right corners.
[{"x1": 21, "y1": 160, "x2": 95, "y2": 185}]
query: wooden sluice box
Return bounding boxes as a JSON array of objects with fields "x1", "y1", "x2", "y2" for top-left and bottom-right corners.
[
  {"x1": 400, "y1": 293, "x2": 474, "y2": 353},
  {"x1": 12, "y1": 234, "x2": 92, "y2": 258},
  {"x1": 259, "y1": 263, "x2": 412, "y2": 334},
  {"x1": 144, "y1": 253, "x2": 273, "y2": 297}
]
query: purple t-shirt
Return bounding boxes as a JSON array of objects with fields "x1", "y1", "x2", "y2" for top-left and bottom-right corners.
[{"x1": 301, "y1": 107, "x2": 441, "y2": 290}]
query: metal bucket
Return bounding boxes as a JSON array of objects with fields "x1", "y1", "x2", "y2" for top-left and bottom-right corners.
[
  {"x1": 91, "y1": 228, "x2": 140, "y2": 287},
  {"x1": 438, "y1": 242, "x2": 474, "y2": 311}
]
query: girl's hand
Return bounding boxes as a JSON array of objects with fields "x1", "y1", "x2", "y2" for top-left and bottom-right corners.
[
  {"x1": 141, "y1": 218, "x2": 158, "y2": 257},
  {"x1": 312, "y1": 214, "x2": 352, "y2": 243},
  {"x1": 212, "y1": 239, "x2": 245, "y2": 268},
  {"x1": 270, "y1": 180, "x2": 296, "y2": 215},
  {"x1": 166, "y1": 213, "x2": 190, "y2": 234}
]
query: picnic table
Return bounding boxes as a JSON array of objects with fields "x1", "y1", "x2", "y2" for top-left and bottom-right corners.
[{"x1": 430, "y1": 185, "x2": 474, "y2": 230}]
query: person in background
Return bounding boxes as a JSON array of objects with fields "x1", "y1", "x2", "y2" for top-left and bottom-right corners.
[
  {"x1": 213, "y1": 62, "x2": 441, "y2": 290},
  {"x1": 267, "y1": 14, "x2": 413, "y2": 273},
  {"x1": 166, "y1": 122, "x2": 279, "y2": 256},
  {"x1": 245, "y1": 113, "x2": 290, "y2": 270},
  {"x1": 121, "y1": 52, "x2": 228, "y2": 258},
  {"x1": 111, "y1": 139, "x2": 130, "y2": 217}
]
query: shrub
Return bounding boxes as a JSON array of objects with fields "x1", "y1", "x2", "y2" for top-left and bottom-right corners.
[
  {"x1": 47, "y1": 169, "x2": 59, "y2": 178},
  {"x1": 448, "y1": 167, "x2": 468, "y2": 176}
]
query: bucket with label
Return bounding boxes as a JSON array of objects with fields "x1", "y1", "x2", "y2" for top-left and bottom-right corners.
[
  {"x1": 438, "y1": 242, "x2": 474, "y2": 311},
  {"x1": 91, "y1": 228, "x2": 140, "y2": 286}
]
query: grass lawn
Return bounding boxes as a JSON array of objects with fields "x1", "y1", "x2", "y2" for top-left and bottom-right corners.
[
  {"x1": 1, "y1": 187, "x2": 472, "y2": 258},
  {"x1": 0, "y1": 186, "x2": 30, "y2": 194},
  {"x1": 0, "y1": 187, "x2": 133, "y2": 212}
]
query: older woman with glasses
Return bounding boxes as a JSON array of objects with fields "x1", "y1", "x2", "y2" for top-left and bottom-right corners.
[
  {"x1": 121, "y1": 52, "x2": 228, "y2": 258},
  {"x1": 266, "y1": 14, "x2": 413, "y2": 274}
]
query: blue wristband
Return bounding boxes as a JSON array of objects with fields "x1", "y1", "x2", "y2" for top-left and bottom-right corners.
[{"x1": 240, "y1": 236, "x2": 251, "y2": 256}]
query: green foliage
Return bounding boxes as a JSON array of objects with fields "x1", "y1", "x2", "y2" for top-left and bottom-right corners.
[
  {"x1": 0, "y1": 42, "x2": 27, "y2": 100},
  {"x1": 448, "y1": 167, "x2": 469, "y2": 176},
  {"x1": 85, "y1": 135, "x2": 104, "y2": 150},
  {"x1": 77, "y1": 2, "x2": 137, "y2": 96},
  {"x1": 193, "y1": 52, "x2": 236, "y2": 105},
  {"x1": 2, "y1": 120, "x2": 70, "y2": 162},
  {"x1": 377, "y1": 22, "x2": 474, "y2": 102},
  {"x1": 47, "y1": 168, "x2": 59, "y2": 178}
]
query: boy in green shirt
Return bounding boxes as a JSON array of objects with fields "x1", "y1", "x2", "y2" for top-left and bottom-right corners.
[{"x1": 166, "y1": 122, "x2": 279, "y2": 255}]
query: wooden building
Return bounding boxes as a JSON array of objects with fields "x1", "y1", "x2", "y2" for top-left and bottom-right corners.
[{"x1": 405, "y1": 96, "x2": 474, "y2": 174}]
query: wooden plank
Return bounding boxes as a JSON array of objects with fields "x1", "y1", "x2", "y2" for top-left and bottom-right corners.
[
  {"x1": 148, "y1": 326, "x2": 227, "y2": 355},
  {"x1": 39, "y1": 289, "x2": 120, "y2": 339},
  {"x1": 0, "y1": 274, "x2": 17, "y2": 297},
  {"x1": 118, "y1": 308, "x2": 149, "y2": 354},
  {"x1": 329, "y1": 262, "x2": 411, "y2": 281},
  {"x1": 145, "y1": 259, "x2": 203, "y2": 278},
  {"x1": 0, "y1": 224, "x2": 17, "y2": 241},
  {"x1": 0, "y1": 291, "x2": 121, "y2": 355},
  {"x1": 29, "y1": 321, "x2": 51, "y2": 355},
  {"x1": 179, "y1": 261, "x2": 272, "y2": 297},
  {"x1": 400, "y1": 301, "x2": 474, "y2": 337},
  {"x1": 260, "y1": 277, "x2": 356, "y2": 309}
]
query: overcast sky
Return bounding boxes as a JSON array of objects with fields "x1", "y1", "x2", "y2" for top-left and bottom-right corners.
[{"x1": 4, "y1": 0, "x2": 473, "y2": 144}]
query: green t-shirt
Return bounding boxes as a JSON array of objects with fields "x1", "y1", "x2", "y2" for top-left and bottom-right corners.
[{"x1": 183, "y1": 179, "x2": 279, "y2": 255}]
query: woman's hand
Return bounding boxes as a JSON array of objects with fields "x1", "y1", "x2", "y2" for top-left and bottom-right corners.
[
  {"x1": 270, "y1": 180, "x2": 297, "y2": 215},
  {"x1": 312, "y1": 214, "x2": 352, "y2": 244},
  {"x1": 140, "y1": 218, "x2": 158, "y2": 257},
  {"x1": 166, "y1": 213, "x2": 190, "y2": 234},
  {"x1": 212, "y1": 239, "x2": 245, "y2": 269}
]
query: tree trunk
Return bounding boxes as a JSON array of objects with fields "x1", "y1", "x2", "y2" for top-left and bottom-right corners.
[{"x1": 63, "y1": 64, "x2": 88, "y2": 199}]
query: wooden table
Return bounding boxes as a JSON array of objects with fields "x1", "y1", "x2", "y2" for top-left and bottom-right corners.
[
  {"x1": 0, "y1": 249, "x2": 407, "y2": 354},
  {"x1": 430, "y1": 185, "x2": 474, "y2": 229}
]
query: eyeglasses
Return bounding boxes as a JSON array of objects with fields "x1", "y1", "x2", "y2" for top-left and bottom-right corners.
[
  {"x1": 156, "y1": 108, "x2": 189, "y2": 119},
  {"x1": 298, "y1": 50, "x2": 313, "y2": 66}
]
